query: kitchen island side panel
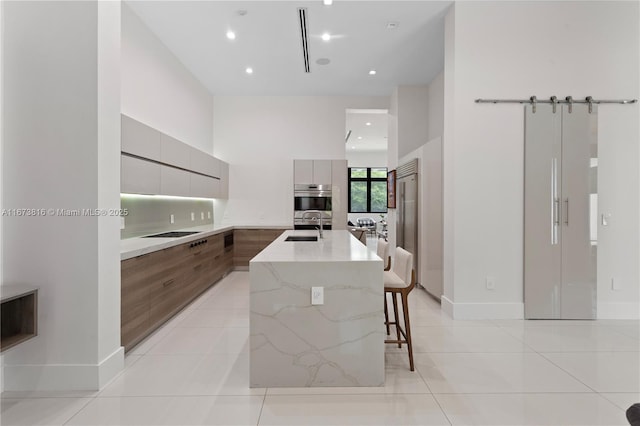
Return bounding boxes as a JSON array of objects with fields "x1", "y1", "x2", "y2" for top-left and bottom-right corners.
[{"x1": 250, "y1": 259, "x2": 384, "y2": 387}]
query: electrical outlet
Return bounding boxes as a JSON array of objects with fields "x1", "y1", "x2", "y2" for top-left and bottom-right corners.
[
  {"x1": 120, "y1": 217, "x2": 125, "y2": 229},
  {"x1": 311, "y1": 287, "x2": 324, "y2": 305},
  {"x1": 190, "y1": 212, "x2": 195, "y2": 221},
  {"x1": 170, "y1": 214, "x2": 175, "y2": 224},
  {"x1": 201, "y1": 212, "x2": 204, "y2": 220},
  {"x1": 486, "y1": 276, "x2": 496, "y2": 290}
]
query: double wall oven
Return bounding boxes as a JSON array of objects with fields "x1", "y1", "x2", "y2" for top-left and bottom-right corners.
[{"x1": 293, "y1": 184, "x2": 332, "y2": 229}]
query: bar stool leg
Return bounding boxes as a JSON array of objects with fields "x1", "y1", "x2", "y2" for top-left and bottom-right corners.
[
  {"x1": 401, "y1": 291, "x2": 414, "y2": 371},
  {"x1": 383, "y1": 293, "x2": 390, "y2": 335},
  {"x1": 391, "y1": 292, "x2": 402, "y2": 348}
]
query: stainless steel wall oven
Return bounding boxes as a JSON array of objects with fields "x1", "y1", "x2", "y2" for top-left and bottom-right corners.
[{"x1": 293, "y1": 184, "x2": 332, "y2": 229}]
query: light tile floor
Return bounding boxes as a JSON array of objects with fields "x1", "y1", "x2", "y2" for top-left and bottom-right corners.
[{"x1": 2, "y1": 257, "x2": 639, "y2": 425}]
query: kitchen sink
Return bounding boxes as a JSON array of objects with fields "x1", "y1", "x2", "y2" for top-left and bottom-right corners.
[
  {"x1": 143, "y1": 231, "x2": 201, "y2": 238},
  {"x1": 284, "y1": 236, "x2": 318, "y2": 242}
]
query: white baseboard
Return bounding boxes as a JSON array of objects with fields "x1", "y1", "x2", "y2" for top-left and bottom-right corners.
[
  {"x1": 3, "y1": 346, "x2": 124, "y2": 391},
  {"x1": 597, "y1": 302, "x2": 640, "y2": 319},
  {"x1": 441, "y1": 296, "x2": 524, "y2": 320}
]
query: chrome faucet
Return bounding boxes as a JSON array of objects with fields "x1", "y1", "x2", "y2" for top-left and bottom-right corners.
[{"x1": 302, "y1": 210, "x2": 323, "y2": 239}]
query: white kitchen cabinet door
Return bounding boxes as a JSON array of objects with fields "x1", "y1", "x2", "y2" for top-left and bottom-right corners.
[
  {"x1": 313, "y1": 160, "x2": 332, "y2": 184},
  {"x1": 121, "y1": 155, "x2": 160, "y2": 195},
  {"x1": 121, "y1": 115, "x2": 161, "y2": 161},
  {"x1": 219, "y1": 161, "x2": 229, "y2": 199},
  {"x1": 160, "y1": 166, "x2": 191, "y2": 197},
  {"x1": 190, "y1": 148, "x2": 221, "y2": 178},
  {"x1": 190, "y1": 174, "x2": 220, "y2": 199},
  {"x1": 331, "y1": 160, "x2": 348, "y2": 229},
  {"x1": 161, "y1": 134, "x2": 190, "y2": 169},
  {"x1": 294, "y1": 160, "x2": 313, "y2": 184}
]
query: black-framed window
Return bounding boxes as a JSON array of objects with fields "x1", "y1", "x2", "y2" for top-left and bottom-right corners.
[{"x1": 348, "y1": 167, "x2": 388, "y2": 213}]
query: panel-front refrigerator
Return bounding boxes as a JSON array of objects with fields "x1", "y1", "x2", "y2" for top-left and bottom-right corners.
[{"x1": 396, "y1": 159, "x2": 419, "y2": 286}]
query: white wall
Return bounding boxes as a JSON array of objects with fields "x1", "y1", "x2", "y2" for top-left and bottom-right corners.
[
  {"x1": 213, "y1": 96, "x2": 388, "y2": 227},
  {"x1": 443, "y1": 1, "x2": 639, "y2": 319},
  {"x1": 1, "y1": 0, "x2": 4, "y2": 393},
  {"x1": 121, "y1": 4, "x2": 213, "y2": 154},
  {"x1": 397, "y1": 85, "x2": 429, "y2": 158},
  {"x1": 2, "y1": 1, "x2": 123, "y2": 390},
  {"x1": 427, "y1": 71, "x2": 444, "y2": 141},
  {"x1": 346, "y1": 150, "x2": 387, "y2": 168}
]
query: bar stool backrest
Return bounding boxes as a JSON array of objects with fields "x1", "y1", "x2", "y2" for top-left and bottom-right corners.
[
  {"x1": 376, "y1": 239, "x2": 390, "y2": 270},
  {"x1": 392, "y1": 247, "x2": 413, "y2": 284}
]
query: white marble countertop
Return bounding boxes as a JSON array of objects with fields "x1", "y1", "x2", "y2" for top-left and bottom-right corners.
[
  {"x1": 251, "y1": 230, "x2": 380, "y2": 263},
  {"x1": 120, "y1": 223, "x2": 291, "y2": 261}
]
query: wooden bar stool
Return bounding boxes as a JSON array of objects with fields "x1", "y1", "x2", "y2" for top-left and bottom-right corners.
[
  {"x1": 383, "y1": 247, "x2": 416, "y2": 371},
  {"x1": 376, "y1": 239, "x2": 392, "y2": 334}
]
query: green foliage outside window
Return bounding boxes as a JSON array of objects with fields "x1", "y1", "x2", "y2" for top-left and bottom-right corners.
[{"x1": 348, "y1": 167, "x2": 387, "y2": 213}]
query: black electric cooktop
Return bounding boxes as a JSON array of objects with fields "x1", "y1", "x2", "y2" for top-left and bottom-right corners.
[{"x1": 143, "y1": 231, "x2": 201, "y2": 238}]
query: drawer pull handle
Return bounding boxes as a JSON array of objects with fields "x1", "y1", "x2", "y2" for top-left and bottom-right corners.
[{"x1": 163, "y1": 279, "x2": 175, "y2": 288}]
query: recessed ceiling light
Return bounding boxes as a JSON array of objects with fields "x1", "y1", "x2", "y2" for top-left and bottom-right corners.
[
  {"x1": 369, "y1": 70, "x2": 377, "y2": 75},
  {"x1": 321, "y1": 33, "x2": 331, "y2": 42},
  {"x1": 365, "y1": 122, "x2": 371, "y2": 126},
  {"x1": 245, "y1": 67, "x2": 253, "y2": 74},
  {"x1": 357, "y1": 136, "x2": 363, "y2": 140},
  {"x1": 226, "y1": 30, "x2": 236, "y2": 40},
  {"x1": 323, "y1": 0, "x2": 333, "y2": 5}
]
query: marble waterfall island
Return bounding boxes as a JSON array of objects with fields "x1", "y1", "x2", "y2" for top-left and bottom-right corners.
[{"x1": 249, "y1": 230, "x2": 384, "y2": 387}]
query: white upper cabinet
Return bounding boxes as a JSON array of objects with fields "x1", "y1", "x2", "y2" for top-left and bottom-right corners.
[
  {"x1": 161, "y1": 134, "x2": 190, "y2": 169},
  {"x1": 294, "y1": 160, "x2": 313, "y2": 184},
  {"x1": 121, "y1": 155, "x2": 160, "y2": 195},
  {"x1": 313, "y1": 160, "x2": 332, "y2": 184},
  {"x1": 189, "y1": 147, "x2": 221, "y2": 178},
  {"x1": 121, "y1": 115, "x2": 161, "y2": 161},
  {"x1": 330, "y1": 160, "x2": 348, "y2": 230},
  {"x1": 219, "y1": 161, "x2": 229, "y2": 199},
  {"x1": 294, "y1": 160, "x2": 332, "y2": 185},
  {"x1": 160, "y1": 166, "x2": 191, "y2": 196},
  {"x1": 120, "y1": 114, "x2": 228, "y2": 199},
  {"x1": 190, "y1": 174, "x2": 220, "y2": 199}
]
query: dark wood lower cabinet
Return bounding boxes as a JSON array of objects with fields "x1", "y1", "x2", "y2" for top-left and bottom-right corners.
[
  {"x1": 121, "y1": 233, "x2": 230, "y2": 352},
  {"x1": 233, "y1": 229, "x2": 285, "y2": 268},
  {"x1": 121, "y1": 228, "x2": 287, "y2": 352}
]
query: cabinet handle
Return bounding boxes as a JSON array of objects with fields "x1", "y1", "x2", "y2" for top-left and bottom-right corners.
[
  {"x1": 564, "y1": 199, "x2": 569, "y2": 225},
  {"x1": 162, "y1": 279, "x2": 175, "y2": 288}
]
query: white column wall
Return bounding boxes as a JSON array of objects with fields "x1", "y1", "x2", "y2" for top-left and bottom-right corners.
[
  {"x1": 1, "y1": 0, "x2": 5, "y2": 393},
  {"x1": 397, "y1": 85, "x2": 429, "y2": 159},
  {"x1": 427, "y1": 71, "x2": 444, "y2": 141},
  {"x1": 2, "y1": 1, "x2": 123, "y2": 390},
  {"x1": 213, "y1": 96, "x2": 388, "y2": 227},
  {"x1": 121, "y1": 4, "x2": 213, "y2": 154},
  {"x1": 443, "y1": 1, "x2": 639, "y2": 319}
]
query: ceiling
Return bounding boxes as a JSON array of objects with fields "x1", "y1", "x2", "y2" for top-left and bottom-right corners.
[
  {"x1": 345, "y1": 109, "x2": 388, "y2": 152},
  {"x1": 126, "y1": 1, "x2": 450, "y2": 153},
  {"x1": 125, "y1": 1, "x2": 452, "y2": 97}
]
